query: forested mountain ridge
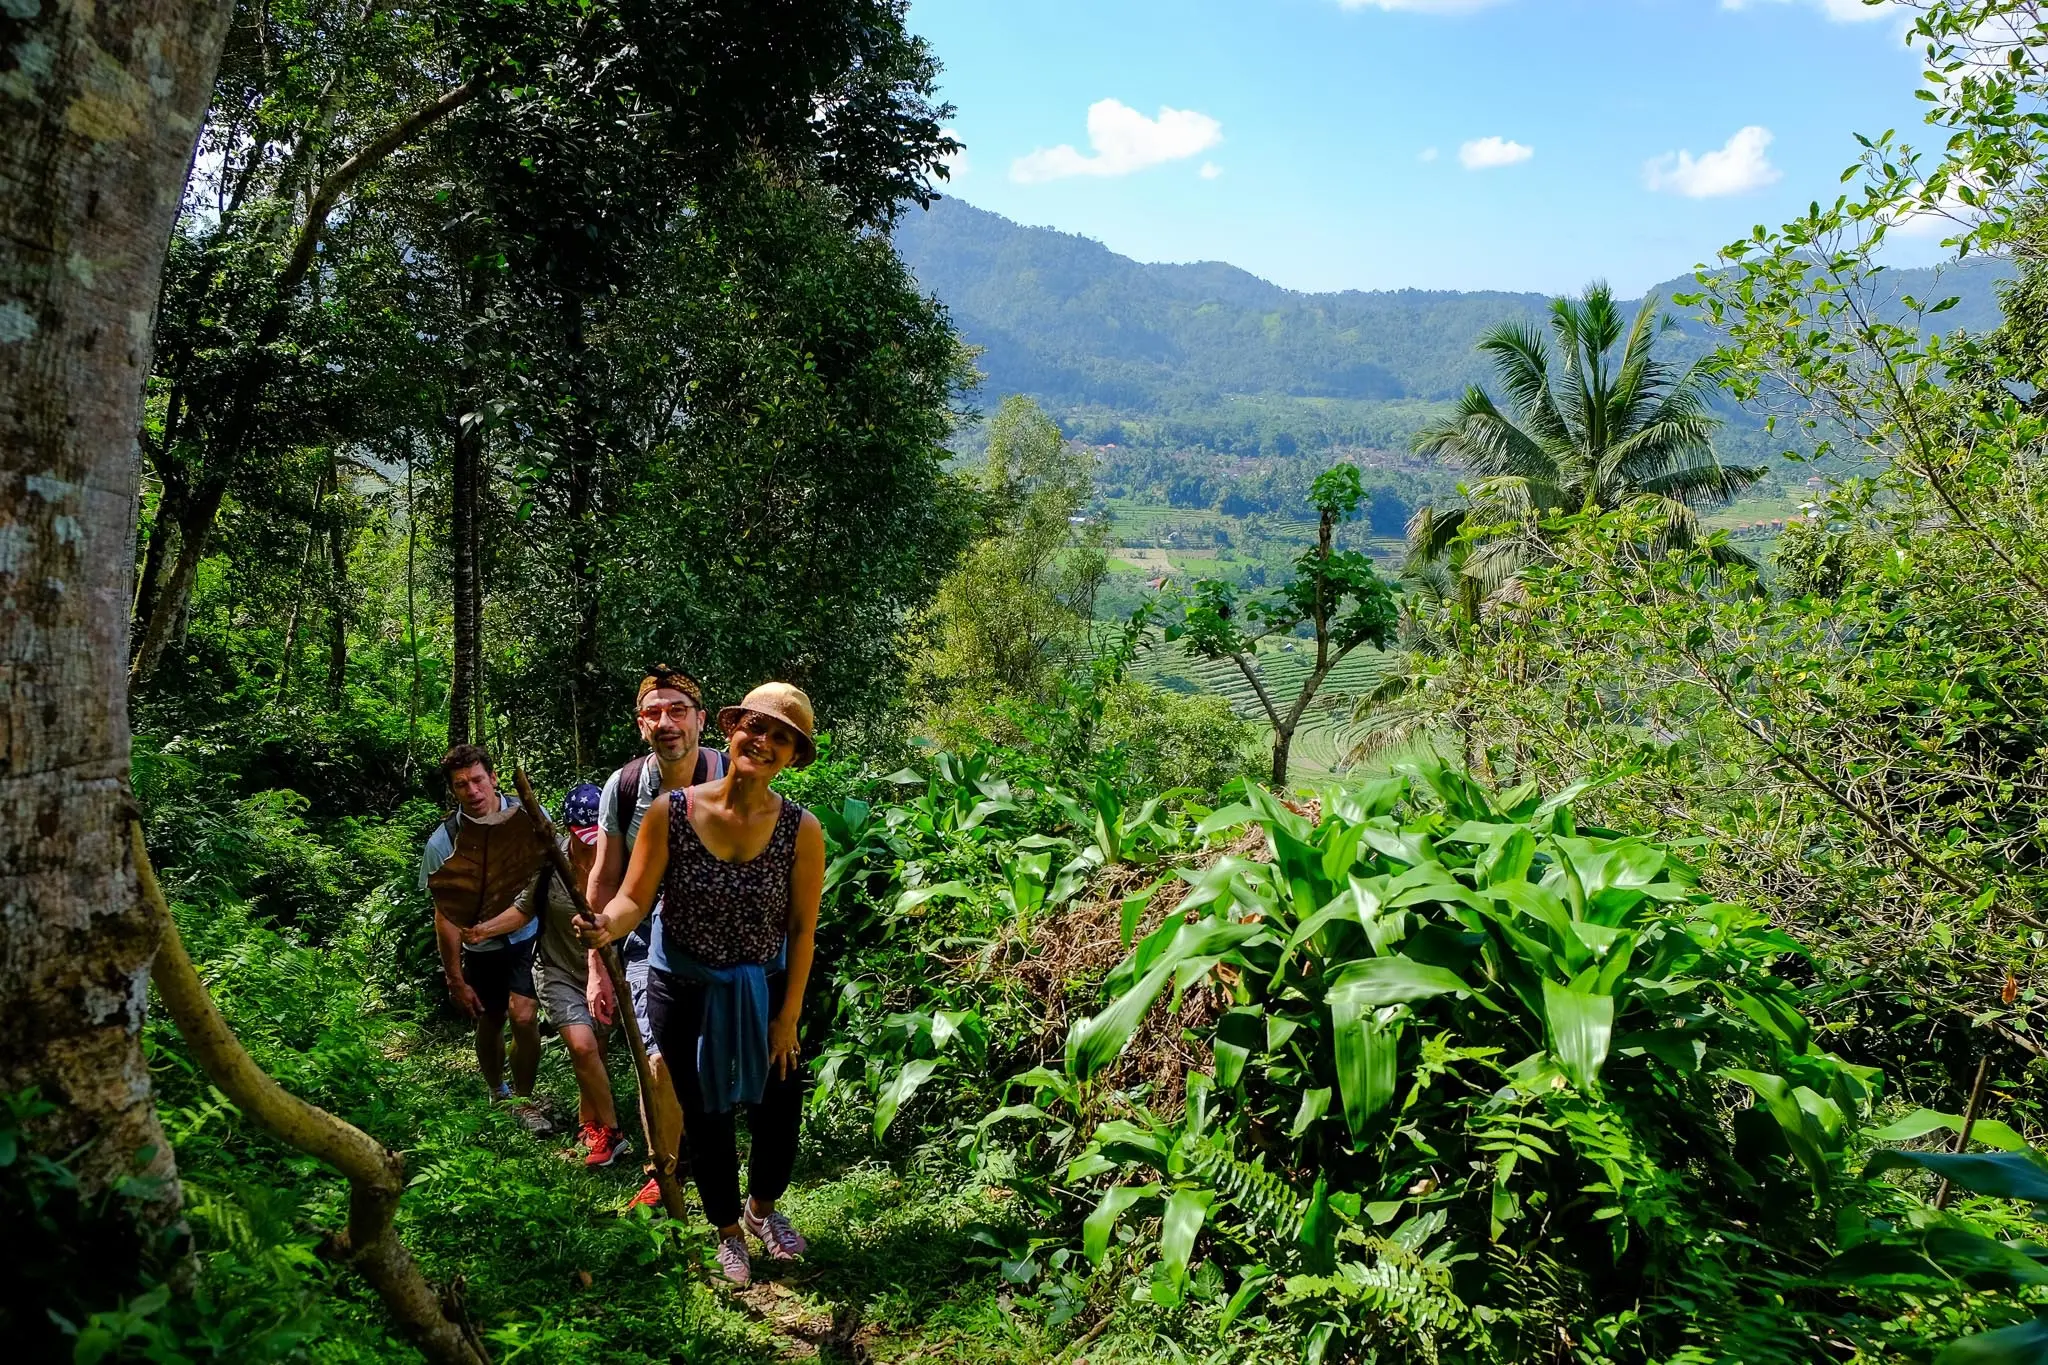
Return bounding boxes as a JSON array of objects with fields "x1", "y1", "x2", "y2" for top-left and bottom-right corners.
[{"x1": 895, "y1": 195, "x2": 2011, "y2": 446}]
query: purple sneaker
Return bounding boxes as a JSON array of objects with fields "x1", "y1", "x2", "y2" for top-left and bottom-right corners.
[
  {"x1": 715, "y1": 1233, "x2": 751, "y2": 1287},
  {"x1": 743, "y1": 1200, "x2": 807, "y2": 1261}
]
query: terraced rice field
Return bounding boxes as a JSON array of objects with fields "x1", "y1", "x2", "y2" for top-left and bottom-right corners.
[{"x1": 1132, "y1": 636, "x2": 1393, "y2": 781}]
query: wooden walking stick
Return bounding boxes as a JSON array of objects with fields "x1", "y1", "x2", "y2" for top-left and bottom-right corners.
[
  {"x1": 512, "y1": 769, "x2": 691, "y2": 1222},
  {"x1": 1934, "y1": 1053, "x2": 1993, "y2": 1212}
]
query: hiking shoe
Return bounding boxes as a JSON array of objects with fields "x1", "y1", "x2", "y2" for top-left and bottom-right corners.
[
  {"x1": 623, "y1": 1176, "x2": 665, "y2": 1214},
  {"x1": 513, "y1": 1102, "x2": 556, "y2": 1136},
  {"x1": 715, "y1": 1233, "x2": 751, "y2": 1287},
  {"x1": 491, "y1": 1081, "x2": 513, "y2": 1102},
  {"x1": 742, "y1": 1201, "x2": 807, "y2": 1261},
  {"x1": 584, "y1": 1126, "x2": 629, "y2": 1170}
]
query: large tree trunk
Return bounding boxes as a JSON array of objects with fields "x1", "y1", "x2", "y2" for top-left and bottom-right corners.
[{"x1": 0, "y1": 0, "x2": 231, "y2": 1249}]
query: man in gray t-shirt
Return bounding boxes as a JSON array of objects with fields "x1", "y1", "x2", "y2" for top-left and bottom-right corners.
[{"x1": 587, "y1": 664, "x2": 724, "y2": 1211}]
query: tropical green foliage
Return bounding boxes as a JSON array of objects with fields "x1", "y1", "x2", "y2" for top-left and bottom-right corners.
[
  {"x1": 140, "y1": 0, "x2": 968, "y2": 766},
  {"x1": 68, "y1": 2, "x2": 2048, "y2": 1363},
  {"x1": 1406, "y1": 283, "x2": 1764, "y2": 600},
  {"x1": 1000, "y1": 761, "x2": 1884, "y2": 1361}
]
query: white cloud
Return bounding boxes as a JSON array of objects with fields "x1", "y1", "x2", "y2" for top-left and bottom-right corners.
[
  {"x1": 1340, "y1": 0, "x2": 1511, "y2": 11},
  {"x1": 1011, "y1": 99, "x2": 1223, "y2": 183},
  {"x1": 1200, "y1": 161, "x2": 1223, "y2": 179},
  {"x1": 939, "y1": 127, "x2": 968, "y2": 181},
  {"x1": 1720, "y1": 0, "x2": 1890, "y2": 23},
  {"x1": 1418, "y1": 146, "x2": 1439, "y2": 163},
  {"x1": 1458, "y1": 136, "x2": 1533, "y2": 170},
  {"x1": 1643, "y1": 125, "x2": 1781, "y2": 197}
]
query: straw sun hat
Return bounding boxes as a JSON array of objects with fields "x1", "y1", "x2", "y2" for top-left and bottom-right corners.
[{"x1": 719, "y1": 682, "x2": 817, "y2": 768}]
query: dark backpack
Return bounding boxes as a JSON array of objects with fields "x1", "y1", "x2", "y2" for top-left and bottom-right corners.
[{"x1": 611, "y1": 748, "x2": 725, "y2": 825}]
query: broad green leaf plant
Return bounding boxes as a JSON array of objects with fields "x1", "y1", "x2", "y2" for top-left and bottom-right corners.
[{"x1": 1009, "y1": 760, "x2": 1886, "y2": 1361}]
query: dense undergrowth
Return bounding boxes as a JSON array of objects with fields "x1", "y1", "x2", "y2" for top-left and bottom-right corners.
[
  {"x1": 57, "y1": 672, "x2": 2048, "y2": 1364},
  {"x1": 9, "y1": 621, "x2": 2047, "y2": 1364}
]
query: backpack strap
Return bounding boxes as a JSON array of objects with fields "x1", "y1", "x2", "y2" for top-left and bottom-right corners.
[
  {"x1": 617, "y1": 753, "x2": 651, "y2": 806},
  {"x1": 695, "y1": 748, "x2": 725, "y2": 782}
]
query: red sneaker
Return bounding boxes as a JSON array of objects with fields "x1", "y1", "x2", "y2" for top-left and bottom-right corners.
[
  {"x1": 624, "y1": 1176, "x2": 664, "y2": 1213},
  {"x1": 584, "y1": 1126, "x2": 629, "y2": 1169}
]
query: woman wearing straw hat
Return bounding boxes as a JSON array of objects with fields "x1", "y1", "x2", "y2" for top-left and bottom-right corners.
[{"x1": 579, "y1": 682, "x2": 825, "y2": 1287}]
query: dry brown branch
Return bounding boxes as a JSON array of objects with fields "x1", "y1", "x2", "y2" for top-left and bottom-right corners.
[{"x1": 136, "y1": 825, "x2": 490, "y2": 1365}]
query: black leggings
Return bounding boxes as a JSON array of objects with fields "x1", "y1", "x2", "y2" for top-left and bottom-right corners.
[{"x1": 645, "y1": 967, "x2": 806, "y2": 1229}]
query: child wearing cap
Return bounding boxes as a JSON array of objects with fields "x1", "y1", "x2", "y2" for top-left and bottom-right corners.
[{"x1": 526, "y1": 781, "x2": 629, "y2": 1169}]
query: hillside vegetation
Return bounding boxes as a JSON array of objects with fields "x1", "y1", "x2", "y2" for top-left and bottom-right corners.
[
  {"x1": 895, "y1": 196, "x2": 2012, "y2": 460},
  {"x1": 18, "y1": 2, "x2": 2048, "y2": 1364}
]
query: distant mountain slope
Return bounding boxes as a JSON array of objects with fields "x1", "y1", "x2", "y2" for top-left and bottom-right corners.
[{"x1": 893, "y1": 196, "x2": 2010, "y2": 450}]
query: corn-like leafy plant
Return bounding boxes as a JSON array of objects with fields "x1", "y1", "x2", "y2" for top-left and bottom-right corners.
[
  {"x1": 1014, "y1": 759, "x2": 1885, "y2": 1361},
  {"x1": 1824, "y1": 1123, "x2": 2048, "y2": 1365}
]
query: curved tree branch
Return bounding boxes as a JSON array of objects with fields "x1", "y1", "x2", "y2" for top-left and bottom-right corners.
[
  {"x1": 276, "y1": 71, "x2": 492, "y2": 300},
  {"x1": 136, "y1": 825, "x2": 491, "y2": 1365}
]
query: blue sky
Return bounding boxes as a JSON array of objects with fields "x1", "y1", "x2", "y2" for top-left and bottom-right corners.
[{"x1": 906, "y1": 0, "x2": 1942, "y2": 296}]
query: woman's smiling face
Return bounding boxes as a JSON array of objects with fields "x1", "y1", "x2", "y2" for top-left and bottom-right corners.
[{"x1": 727, "y1": 710, "x2": 801, "y2": 778}]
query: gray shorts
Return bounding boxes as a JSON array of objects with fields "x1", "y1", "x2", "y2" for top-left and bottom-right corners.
[
  {"x1": 538, "y1": 956, "x2": 595, "y2": 1034},
  {"x1": 624, "y1": 952, "x2": 661, "y2": 1060}
]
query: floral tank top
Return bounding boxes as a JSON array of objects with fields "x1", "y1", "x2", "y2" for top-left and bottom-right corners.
[{"x1": 658, "y1": 788, "x2": 804, "y2": 969}]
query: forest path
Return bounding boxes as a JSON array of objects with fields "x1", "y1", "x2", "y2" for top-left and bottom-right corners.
[
  {"x1": 655, "y1": 1156, "x2": 1046, "y2": 1364},
  {"x1": 161, "y1": 874, "x2": 1096, "y2": 1365},
  {"x1": 504, "y1": 1055, "x2": 1057, "y2": 1364}
]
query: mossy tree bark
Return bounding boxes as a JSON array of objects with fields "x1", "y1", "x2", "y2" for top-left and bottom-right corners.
[{"x1": 0, "y1": 0, "x2": 231, "y2": 1228}]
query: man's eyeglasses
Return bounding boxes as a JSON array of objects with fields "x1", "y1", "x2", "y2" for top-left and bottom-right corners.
[{"x1": 639, "y1": 702, "x2": 699, "y2": 722}]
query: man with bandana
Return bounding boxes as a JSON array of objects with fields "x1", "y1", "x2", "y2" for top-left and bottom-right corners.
[{"x1": 587, "y1": 665, "x2": 725, "y2": 1210}]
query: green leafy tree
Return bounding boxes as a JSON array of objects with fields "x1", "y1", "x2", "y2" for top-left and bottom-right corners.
[
  {"x1": 504, "y1": 173, "x2": 976, "y2": 759},
  {"x1": 133, "y1": 0, "x2": 963, "y2": 692},
  {"x1": 914, "y1": 396, "x2": 1106, "y2": 741},
  {"x1": 1407, "y1": 282, "x2": 1763, "y2": 599},
  {"x1": 1166, "y1": 464, "x2": 1396, "y2": 789}
]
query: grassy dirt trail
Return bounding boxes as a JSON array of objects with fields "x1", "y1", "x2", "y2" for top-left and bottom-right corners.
[
  {"x1": 156, "y1": 892, "x2": 1094, "y2": 1365},
  {"x1": 400, "y1": 1027, "x2": 1063, "y2": 1364}
]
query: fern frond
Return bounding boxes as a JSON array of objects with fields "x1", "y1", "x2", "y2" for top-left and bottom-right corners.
[
  {"x1": 1186, "y1": 1132, "x2": 1305, "y2": 1245},
  {"x1": 1280, "y1": 1233, "x2": 1477, "y2": 1358}
]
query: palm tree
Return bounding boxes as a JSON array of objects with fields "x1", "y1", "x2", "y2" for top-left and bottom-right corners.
[{"x1": 1406, "y1": 282, "x2": 1763, "y2": 598}]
